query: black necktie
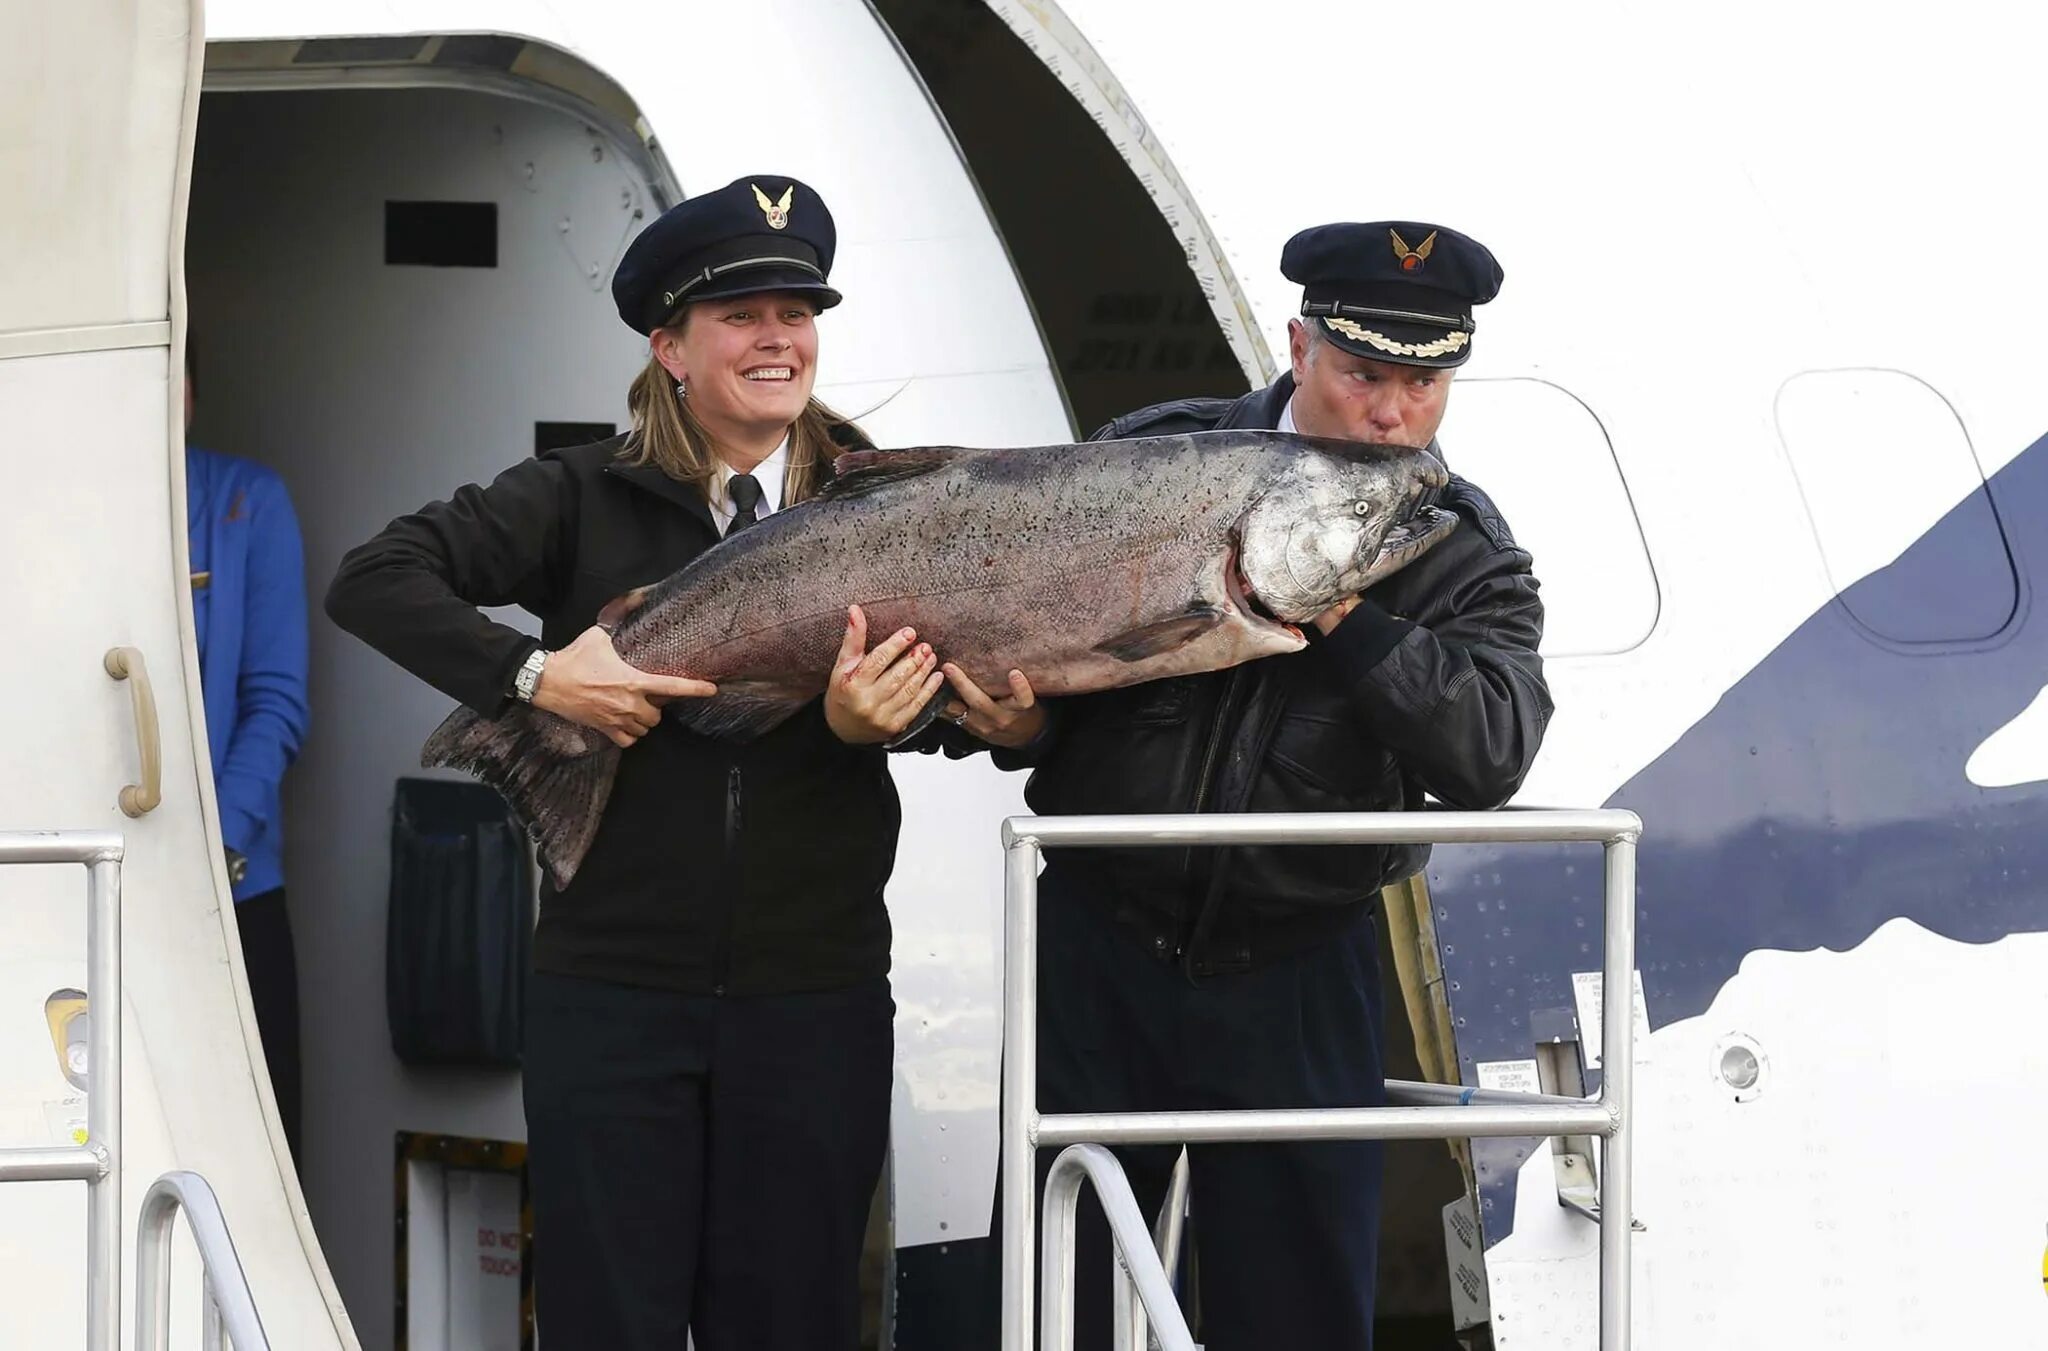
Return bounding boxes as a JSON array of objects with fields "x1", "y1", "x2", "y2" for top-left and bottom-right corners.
[{"x1": 727, "y1": 472, "x2": 764, "y2": 536}]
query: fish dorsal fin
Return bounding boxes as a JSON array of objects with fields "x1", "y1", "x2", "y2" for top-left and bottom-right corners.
[{"x1": 821, "y1": 447, "x2": 977, "y2": 500}]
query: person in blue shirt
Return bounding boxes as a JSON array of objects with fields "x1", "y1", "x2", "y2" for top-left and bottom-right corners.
[{"x1": 185, "y1": 345, "x2": 311, "y2": 1159}]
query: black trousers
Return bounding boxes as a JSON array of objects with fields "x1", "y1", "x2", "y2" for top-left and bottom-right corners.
[
  {"x1": 234, "y1": 887, "x2": 302, "y2": 1160},
  {"x1": 522, "y1": 971, "x2": 894, "y2": 1350},
  {"x1": 1031, "y1": 875, "x2": 1387, "y2": 1350}
]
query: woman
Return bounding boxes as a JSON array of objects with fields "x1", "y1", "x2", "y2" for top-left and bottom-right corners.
[{"x1": 326, "y1": 176, "x2": 938, "y2": 1349}]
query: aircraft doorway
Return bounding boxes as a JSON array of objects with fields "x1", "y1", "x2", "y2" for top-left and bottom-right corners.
[
  {"x1": 185, "y1": 78, "x2": 655, "y2": 1350},
  {"x1": 181, "y1": 20, "x2": 1296, "y2": 1347}
]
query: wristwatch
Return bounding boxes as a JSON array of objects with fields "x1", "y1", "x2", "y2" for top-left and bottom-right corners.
[
  {"x1": 513, "y1": 647, "x2": 549, "y2": 703},
  {"x1": 224, "y1": 847, "x2": 248, "y2": 885}
]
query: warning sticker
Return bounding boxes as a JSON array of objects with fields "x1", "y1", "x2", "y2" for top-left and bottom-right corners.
[
  {"x1": 1474, "y1": 1058, "x2": 1542, "y2": 1096},
  {"x1": 1570, "y1": 969, "x2": 1652, "y2": 1069},
  {"x1": 43, "y1": 1097, "x2": 87, "y2": 1147},
  {"x1": 1442, "y1": 1194, "x2": 1492, "y2": 1330}
]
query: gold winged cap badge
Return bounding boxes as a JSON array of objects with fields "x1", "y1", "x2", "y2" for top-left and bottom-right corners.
[
  {"x1": 1389, "y1": 228, "x2": 1438, "y2": 271},
  {"x1": 752, "y1": 183, "x2": 794, "y2": 229}
]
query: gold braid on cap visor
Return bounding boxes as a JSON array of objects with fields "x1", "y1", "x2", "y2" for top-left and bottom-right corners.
[{"x1": 1322, "y1": 315, "x2": 1470, "y2": 360}]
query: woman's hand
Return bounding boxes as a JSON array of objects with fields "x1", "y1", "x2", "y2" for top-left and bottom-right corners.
[
  {"x1": 939, "y1": 663, "x2": 1046, "y2": 749},
  {"x1": 825, "y1": 605, "x2": 943, "y2": 745},
  {"x1": 532, "y1": 625, "x2": 718, "y2": 748}
]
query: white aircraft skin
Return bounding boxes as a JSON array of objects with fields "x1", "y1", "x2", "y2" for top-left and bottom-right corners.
[{"x1": 2, "y1": 1, "x2": 2044, "y2": 1348}]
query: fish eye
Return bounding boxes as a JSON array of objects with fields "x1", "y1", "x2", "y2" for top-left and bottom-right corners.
[{"x1": 1353, "y1": 501, "x2": 1372, "y2": 517}]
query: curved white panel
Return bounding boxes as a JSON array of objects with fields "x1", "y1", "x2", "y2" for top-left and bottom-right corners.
[
  {"x1": 1489, "y1": 921, "x2": 2048, "y2": 1348},
  {"x1": 0, "y1": 0, "x2": 195, "y2": 335}
]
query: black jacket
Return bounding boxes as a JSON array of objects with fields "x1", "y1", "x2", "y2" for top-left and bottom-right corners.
[
  {"x1": 1000, "y1": 376, "x2": 1552, "y2": 973},
  {"x1": 326, "y1": 432, "x2": 910, "y2": 995}
]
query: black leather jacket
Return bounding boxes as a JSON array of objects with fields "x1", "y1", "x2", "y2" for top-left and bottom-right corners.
[{"x1": 999, "y1": 377, "x2": 1552, "y2": 974}]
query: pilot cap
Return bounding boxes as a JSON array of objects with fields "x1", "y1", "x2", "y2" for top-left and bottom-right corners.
[
  {"x1": 612, "y1": 175, "x2": 841, "y2": 335},
  {"x1": 1281, "y1": 221, "x2": 1503, "y2": 368}
]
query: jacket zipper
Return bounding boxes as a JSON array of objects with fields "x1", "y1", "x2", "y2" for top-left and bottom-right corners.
[
  {"x1": 714, "y1": 764, "x2": 743, "y2": 994},
  {"x1": 1179, "y1": 668, "x2": 1244, "y2": 895},
  {"x1": 1186, "y1": 396, "x2": 1256, "y2": 836},
  {"x1": 1180, "y1": 676, "x2": 1290, "y2": 979}
]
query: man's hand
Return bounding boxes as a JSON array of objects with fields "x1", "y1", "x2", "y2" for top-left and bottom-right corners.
[
  {"x1": 825, "y1": 605, "x2": 943, "y2": 744},
  {"x1": 532, "y1": 625, "x2": 718, "y2": 748},
  {"x1": 940, "y1": 663, "x2": 1046, "y2": 748},
  {"x1": 1312, "y1": 597, "x2": 1363, "y2": 637}
]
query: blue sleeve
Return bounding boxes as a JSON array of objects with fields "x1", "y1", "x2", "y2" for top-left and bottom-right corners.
[{"x1": 216, "y1": 472, "x2": 311, "y2": 854}]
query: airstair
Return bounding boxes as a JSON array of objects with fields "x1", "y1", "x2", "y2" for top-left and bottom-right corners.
[
  {"x1": 0, "y1": 832, "x2": 270, "y2": 1350},
  {"x1": 6, "y1": 806, "x2": 1641, "y2": 1350},
  {"x1": 996, "y1": 808, "x2": 1643, "y2": 1351}
]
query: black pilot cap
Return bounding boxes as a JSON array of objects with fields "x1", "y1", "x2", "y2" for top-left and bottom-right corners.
[
  {"x1": 1281, "y1": 221, "x2": 1503, "y2": 368},
  {"x1": 612, "y1": 175, "x2": 841, "y2": 335}
]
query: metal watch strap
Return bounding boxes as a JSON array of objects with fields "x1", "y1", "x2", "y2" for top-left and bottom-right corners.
[{"x1": 513, "y1": 647, "x2": 548, "y2": 703}]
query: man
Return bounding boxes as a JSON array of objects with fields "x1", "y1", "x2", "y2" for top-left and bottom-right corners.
[
  {"x1": 947, "y1": 221, "x2": 1551, "y2": 1347},
  {"x1": 186, "y1": 347, "x2": 312, "y2": 1159}
]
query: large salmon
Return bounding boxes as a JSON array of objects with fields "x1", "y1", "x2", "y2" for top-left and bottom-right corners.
[{"x1": 424, "y1": 430, "x2": 1456, "y2": 885}]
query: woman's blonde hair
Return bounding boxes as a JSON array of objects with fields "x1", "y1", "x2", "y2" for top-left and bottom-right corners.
[{"x1": 620, "y1": 307, "x2": 865, "y2": 506}]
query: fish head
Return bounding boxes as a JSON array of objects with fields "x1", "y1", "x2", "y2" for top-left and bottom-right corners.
[{"x1": 1235, "y1": 442, "x2": 1456, "y2": 622}]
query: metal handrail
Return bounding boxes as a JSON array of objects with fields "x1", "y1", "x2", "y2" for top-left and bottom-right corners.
[
  {"x1": 1140, "y1": 1148, "x2": 1190, "y2": 1351},
  {"x1": 1044, "y1": 1145, "x2": 1196, "y2": 1351},
  {"x1": 1127, "y1": 1080, "x2": 1555, "y2": 1351},
  {"x1": 137, "y1": 1171, "x2": 271, "y2": 1350},
  {"x1": 0, "y1": 831, "x2": 124, "y2": 1351},
  {"x1": 1001, "y1": 808, "x2": 1642, "y2": 1351}
]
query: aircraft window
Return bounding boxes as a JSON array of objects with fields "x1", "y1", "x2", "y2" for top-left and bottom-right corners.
[
  {"x1": 1434, "y1": 378, "x2": 1658, "y2": 657},
  {"x1": 385, "y1": 201, "x2": 498, "y2": 268},
  {"x1": 1775, "y1": 369, "x2": 2017, "y2": 644}
]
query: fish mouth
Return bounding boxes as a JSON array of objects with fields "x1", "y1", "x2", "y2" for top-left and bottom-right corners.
[
  {"x1": 1225, "y1": 545, "x2": 1304, "y2": 642},
  {"x1": 1372, "y1": 506, "x2": 1458, "y2": 574}
]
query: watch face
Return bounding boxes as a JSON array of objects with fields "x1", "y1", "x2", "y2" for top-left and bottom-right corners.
[{"x1": 517, "y1": 650, "x2": 545, "y2": 700}]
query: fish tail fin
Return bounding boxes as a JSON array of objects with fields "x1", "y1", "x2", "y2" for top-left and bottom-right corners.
[{"x1": 421, "y1": 704, "x2": 619, "y2": 889}]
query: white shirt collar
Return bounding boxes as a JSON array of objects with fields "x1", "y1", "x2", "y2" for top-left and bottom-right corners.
[
  {"x1": 1277, "y1": 397, "x2": 1299, "y2": 434},
  {"x1": 710, "y1": 436, "x2": 791, "y2": 535}
]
